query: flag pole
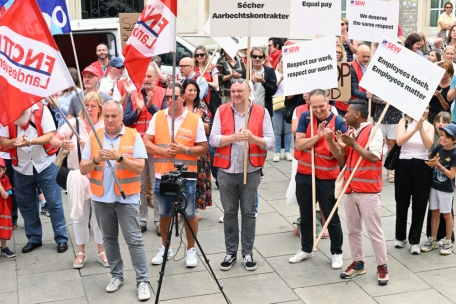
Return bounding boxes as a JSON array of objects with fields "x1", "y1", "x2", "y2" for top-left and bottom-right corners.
[
  {"x1": 171, "y1": 50, "x2": 176, "y2": 144},
  {"x1": 197, "y1": 44, "x2": 220, "y2": 85},
  {"x1": 313, "y1": 103, "x2": 390, "y2": 250},
  {"x1": 69, "y1": 32, "x2": 84, "y2": 99},
  {"x1": 310, "y1": 105, "x2": 317, "y2": 250},
  {"x1": 48, "y1": 96, "x2": 81, "y2": 141},
  {"x1": 243, "y1": 37, "x2": 251, "y2": 184}
]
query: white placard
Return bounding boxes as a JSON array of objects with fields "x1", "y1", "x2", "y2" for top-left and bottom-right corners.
[
  {"x1": 360, "y1": 37, "x2": 445, "y2": 122},
  {"x1": 209, "y1": 0, "x2": 292, "y2": 37},
  {"x1": 204, "y1": 19, "x2": 247, "y2": 59},
  {"x1": 347, "y1": 0, "x2": 398, "y2": 43},
  {"x1": 293, "y1": 0, "x2": 341, "y2": 36},
  {"x1": 283, "y1": 36, "x2": 338, "y2": 96}
]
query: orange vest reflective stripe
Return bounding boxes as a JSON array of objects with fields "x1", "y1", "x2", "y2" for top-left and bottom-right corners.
[
  {"x1": 7, "y1": 103, "x2": 58, "y2": 166},
  {"x1": 351, "y1": 60, "x2": 366, "y2": 101},
  {"x1": 295, "y1": 113, "x2": 340, "y2": 179},
  {"x1": 129, "y1": 88, "x2": 165, "y2": 137},
  {"x1": 153, "y1": 110, "x2": 199, "y2": 174},
  {"x1": 344, "y1": 124, "x2": 382, "y2": 193},
  {"x1": 89, "y1": 127, "x2": 141, "y2": 196},
  {"x1": 214, "y1": 103, "x2": 267, "y2": 169}
]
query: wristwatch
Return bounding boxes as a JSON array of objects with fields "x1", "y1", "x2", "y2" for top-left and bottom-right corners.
[
  {"x1": 27, "y1": 139, "x2": 32, "y2": 147},
  {"x1": 117, "y1": 156, "x2": 124, "y2": 162},
  {"x1": 93, "y1": 157, "x2": 101, "y2": 165},
  {"x1": 185, "y1": 148, "x2": 190, "y2": 155}
]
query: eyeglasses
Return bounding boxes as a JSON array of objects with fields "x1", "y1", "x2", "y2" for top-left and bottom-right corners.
[
  {"x1": 230, "y1": 78, "x2": 246, "y2": 84},
  {"x1": 164, "y1": 95, "x2": 183, "y2": 100},
  {"x1": 341, "y1": 22, "x2": 346, "y2": 26},
  {"x1": 195, "y1": 53, "x2": 205, "y2": 57},
  {"x1": 268, "y1": 44, "x2": 273, "y2": 47},
  {"x1": 178, "y1": 65, "x2": 191, "y2": 69},
  {"x1": 252, "y1": 55, "x2": 264, "y2": 59},
  {"x1": 86, "y1": 105, "x2": 99, "y2": 110}
]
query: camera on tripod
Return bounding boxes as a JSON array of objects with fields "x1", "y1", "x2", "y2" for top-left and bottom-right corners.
[{"x1": 159, "y1": 162, "x2": 197, "y2": 198}]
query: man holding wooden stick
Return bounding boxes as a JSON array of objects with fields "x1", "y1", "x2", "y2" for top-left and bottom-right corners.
[
  {"x1": 290, "y1": 89, "x2": 345, "y2": 269},
  {"x1": 328, "y1": 99, "x2": 389, "y2": 286}
]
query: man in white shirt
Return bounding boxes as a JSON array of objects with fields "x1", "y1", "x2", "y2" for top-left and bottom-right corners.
[
  {"x1": 99, "y1": 57, "x2": 126, "y2": 101},
  {"x1": 0, "y1": 103, "x2": 68, "y2": 254}
]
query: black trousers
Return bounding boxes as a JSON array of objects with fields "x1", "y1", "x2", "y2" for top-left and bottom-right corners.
[
  {"x1": 295, "y1": 173, "x2": 343, "y2": 254},
  {"x1": 394, "y1": 158, "x2": 432, "y2": 244}
]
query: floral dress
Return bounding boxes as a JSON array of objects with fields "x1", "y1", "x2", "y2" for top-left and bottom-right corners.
[{"x1": 194, "y1": 102, "x2": 212, "y2": 209}]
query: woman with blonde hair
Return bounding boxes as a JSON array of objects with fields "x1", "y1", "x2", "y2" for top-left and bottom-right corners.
[
  {"x1": 50, "y1": 92, "x2": 106, "y2": 269},
  {"x1": 418, "y1": 33, "x2": 443, "y2": 56},
  {"x1": 336, "y1": 43, "x2": 346, "y2": 63},
  {"x1": 341, "y1": 18, "x2": 358, "y2": 62},
  {"x1": 193, "y1": 45, "x2": 219, "y2": 90}
]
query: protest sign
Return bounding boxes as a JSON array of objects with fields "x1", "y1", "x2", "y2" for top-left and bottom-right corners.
[
  {"x1": 293, "y1": 0, "x2": 341, "y2": 36},
  {"x1": 209, "y1": 0, "x2": 291, "y2": 37},
  {"x1": 283, "y1": 36, "x2": 338, "y2": 96},
  {"x1": 326, "y1": 63, "x2": 351, "y2": 101},
  {"x1": 360, "y1": 37, "x2": 445, "y2": 121},
  {"x1": 347, "y1": 0, "x2": 398, "y2": 43},
  {"x1": 119, "y1": 13, "x2": 140, "y2": 50},
  {"x1": 203, "y1": 19, "x2": 246, "y2": 59}
]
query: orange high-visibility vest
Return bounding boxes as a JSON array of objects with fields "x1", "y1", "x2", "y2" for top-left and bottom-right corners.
[
  {"x1": 153, "y1": 110, "x2": 199, "y2": 174},
  {"x1": 89, "y1": 127, "x2": 141, "y2": 196}
]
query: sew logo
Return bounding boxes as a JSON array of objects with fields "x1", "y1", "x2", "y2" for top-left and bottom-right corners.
[
  {"x1": 284, "y1": 46, "x2": 299, "y2": 55},
  {"x1": 350, "y1": 0, "x2": 365, "y2": 6},
  {"x1": 283, "y1": 48, "x2": 288, "y2": 54},
  {"x1": 381, "y1": 39, "x2": 402, "y2": 54},
  {"x1": 179, "y1": 127, "x2": 193, "y2": 135}
]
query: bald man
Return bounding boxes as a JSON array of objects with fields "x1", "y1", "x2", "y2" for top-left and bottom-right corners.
[
  {"x1": 179, "y1": 57, "x2": 208, "y2": 100},
  {"x1": 350, "y1": 44, "x2": 372, "y2": 107}
]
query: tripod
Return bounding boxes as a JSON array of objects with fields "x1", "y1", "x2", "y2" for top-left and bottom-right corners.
[{"x1": 154, "y1": 193, "x2": 230, "y2": 304}]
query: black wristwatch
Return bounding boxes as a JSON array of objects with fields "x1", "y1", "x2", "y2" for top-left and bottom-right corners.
[
  {"x1": 93, "y1": 157, "x2": 101, "y2": 165},
  {"x1": 117, "y1": 156, "x2": 124, "y2": 162}
]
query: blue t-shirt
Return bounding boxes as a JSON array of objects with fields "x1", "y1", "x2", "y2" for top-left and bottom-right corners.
[
  {"x1": 430, "y1": 144, "x2": 456, "y2": 193},
  {"x1": 296, "y1": 112, "x2": 347, "y2": 135}
]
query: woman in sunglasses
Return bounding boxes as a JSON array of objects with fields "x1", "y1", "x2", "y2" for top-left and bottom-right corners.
[
  {"x1": 341, "y1": 18, "x2": 358, "y2": 62},
  {"x1": 193, "y1": 45, "x2": 219, "y2": 91},
  {"x1": 438, "y1": 2, "x2": 456, "y2": 40}
]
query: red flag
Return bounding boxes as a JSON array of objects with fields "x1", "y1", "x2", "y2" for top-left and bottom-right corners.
[
  {"x1": 123, "y1": 0, "x2": 177, "y2": 91},
  {"x1": 0, "y1": 0, "x2": 75, "y2": 126}
]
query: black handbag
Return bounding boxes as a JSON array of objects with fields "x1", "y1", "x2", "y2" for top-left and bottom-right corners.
[
  {"x1": 383, "y1": 120, "x2": 408, "y2": 170},
  {"x1": 56, "y1": 119, "x2": 81, "y2": 190}
]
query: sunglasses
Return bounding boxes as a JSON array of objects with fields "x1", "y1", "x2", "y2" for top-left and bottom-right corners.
[
  {"x1": 164, "y1": 95, "x2": 183, "y2": 100},
  {"x1": 341, "y1": 22, "x2": 346, "y2": 26},
  {"x1": 115, "y1": 66, "x2": 125, "y2": 69},
  {"x1": 446, "y1": 6, "x2": 452, "y2": 8},
  {"x1": 230, "y1": 78, "x2": 246, "y2": 84},
  {"x1": 252, "y1": 55, "x2": 264, "y2": 59},
  {"x1": 178, "y1": 65, "x2": 191, "y2": 69},
  {"x1": 336, "y1": 51, "x2": 342, "y2": 54},
  {"x1": 195, "y1": 53, "x2": 205, "y2": 57}
]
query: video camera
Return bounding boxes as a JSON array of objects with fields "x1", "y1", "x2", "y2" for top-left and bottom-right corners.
[{"x1": 159, "y1": 162, "x2": 197, "y2": 198}]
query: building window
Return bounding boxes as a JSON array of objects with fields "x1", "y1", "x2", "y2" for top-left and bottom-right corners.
[
  {"x1": 342, "y1": 0, "x2": 346, "y2": 18},
  {"x1": 81, "y1": 0, "x2": 144, "y2": 19}
]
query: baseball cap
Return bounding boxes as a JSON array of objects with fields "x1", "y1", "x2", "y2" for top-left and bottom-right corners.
[
  {"x1": 0, "y1": 157, "x2": 5, "y2": 169},
  {"x1": 109, "y1": 57, "x2": 124, "y2": 68},
  {"x1": 81, "y1": 66, "x2": 102, "y2": 77},
  {"x1": 442, "y1": 123, "x2": 456, "y2": 137}
]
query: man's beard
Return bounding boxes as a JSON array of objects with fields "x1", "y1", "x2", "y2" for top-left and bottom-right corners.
[
  {"x1": 14, "y1": 108, "x2": 32, "y2": 126},
  {"x1": 97, "y1": 54, "x2": 107, "y2": 60}
]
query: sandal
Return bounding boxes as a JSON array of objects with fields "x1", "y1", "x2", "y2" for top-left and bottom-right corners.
[
  {"x1": 97, "y1": 252, "x2": 109, "y2": 268},
  {"x1": 73, "y1": 252, "x2": 86, "y2": 269},
  {"x1": 196, "y1": 210, "x2": 202, "y2": 221},
  {"x1": 387, "y1": 172, "x2": 394, "y2": 183}
]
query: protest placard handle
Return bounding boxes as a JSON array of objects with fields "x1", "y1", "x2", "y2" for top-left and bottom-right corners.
[
  {"x1": 197, "y1": 44, "x2": 220, "y2": 85},
  {"x1": 313, "y1": 103, "x2": 390, "y2": 250},
  {"x1": 310, "y1": 106, "x2": 317, "y2": 249},
  {"x1": 243, "y1": 37, "x2": 251, "y2": 184}
]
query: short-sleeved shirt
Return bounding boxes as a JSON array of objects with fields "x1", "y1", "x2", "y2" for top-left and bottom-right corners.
[
  {"x1": 81, "y1": 125, "x2": 147, "y2": 204},
  {"x1": 430, "y1": 144, "x2": 456, "y2": 193},
  {"x1": 296, "y1": 112, "x2": 347, "y2": 135},
  {"x1": 68, "y1": 91, "x2": 112, "y2": 117}
]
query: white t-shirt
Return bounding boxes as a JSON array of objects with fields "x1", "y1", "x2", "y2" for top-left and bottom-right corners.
[
  {"x1": 273, "y1": 71, "x2": 284, "y2": 98},
  {"x1": 0, "y1": 104, "x2": 56, "y2": 175},
  {"x1": 399, "y1": 120, "x2": 431, "y2": 160},
  {"x1": 146, "y1": 108, "x2": 207, "y2": 179}
]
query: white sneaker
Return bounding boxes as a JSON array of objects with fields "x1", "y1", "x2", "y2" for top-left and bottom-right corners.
[
  {"x1": 394, "y1": 239, "x2": 407, "y2": 248},
  {"x1": 137, "y1": 282, "x2": 151, "y2": 301},
  {"x1": 151, "y1": 245, "x2": 174, "y2": 265},
  {"x1": 331, "y1": 253, "x2": 343, "y2": 269},
  {"x1": 289, "y1": 250, "x2": 313, "y2": 263},
  {"x1": 106, "y1": 277, "x2": 124, "y2": 293},
  {"x1": 273, "y1": 153, "x2": 280, "y2": 162},
  {"x1": 410, "y1": 244, "x2": 421, "y2": 255},
  {"x1": 186, "y1": 248, "x2": 198, "y2": 268},
  {"x1": 285, "y1": 152, "x2": 293, "y2": 161}
]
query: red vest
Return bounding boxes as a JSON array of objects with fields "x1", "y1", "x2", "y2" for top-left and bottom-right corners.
[
  {"x1": 214, "y1": 103, "x2": 267, "y2": 169},
  {"x1": 351, "y1": 60, "x2": 366, "y2": 100},
  {"x1": 344, "y1": 124, "x2": 382, "y2": 193},
  {"x1": 7, "y1": 103, "x2": 58, "y2": 166},
  {"x1": 195, "y1": 64, "x2": 215, "y2": 84},
  {"x1": 0, "y1": 174, "x2": 12, "y2": 240},
  {"x1": 295, "y1": 113, "x2": 340, "y2": 180},
  {"x1": 90, "y1": 60, "x2": 111, "y2": 77},
  {"x1": 128, "y1": 87, "x2": 165, "y2": 137}
]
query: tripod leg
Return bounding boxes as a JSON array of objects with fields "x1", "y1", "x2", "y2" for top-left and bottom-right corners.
[{"x1": 154, "y1": 208, "x2": 176, "y2": 304}]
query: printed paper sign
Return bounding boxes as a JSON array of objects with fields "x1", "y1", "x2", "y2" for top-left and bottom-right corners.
[
  {"x1": 209, "y1": 0, "x2": 292, "y2": 37},
  {"x1": 347, "y1": 0, "x2": 398, "y2": 43},
  {"x1": 360, "y1": 37, "x2": 445, "y2": 121},
  {"x1": 283, "y1": 36, "x2": 338, "y2": 96},
  {"x1": 119, "y1": 13, "x2": 140, "y2": 50},
  {"x1": 293, "y1": 0, "x2": 341, "y2": 36},
  {"x1": 204, "y1": 19, "x2": 246, "y2": 59},
  {"x1": 326, "y1": 63, "x2": 351, "y2": 101}
]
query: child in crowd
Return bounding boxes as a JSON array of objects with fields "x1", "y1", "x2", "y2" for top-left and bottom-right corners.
[
  {"x1": 423, "y1": 124, "x2": 456, "y2": 255},
  {"x1": 0, "y1": 157, "x2": 15, "y2": 258}
]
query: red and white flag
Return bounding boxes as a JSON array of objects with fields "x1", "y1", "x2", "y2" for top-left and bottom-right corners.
[
  {"x1": 0, "y1": 0, "x2": 74, "y2": 126},
  {"x1": 123, "y1": 0, "x2": 177, "y2": 91}
]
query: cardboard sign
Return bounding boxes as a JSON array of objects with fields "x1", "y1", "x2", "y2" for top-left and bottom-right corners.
[
  {"x1": 209, "y1": 0, "x2": 292, "y2": 37},
  {"x1": 326, "y1": 63, "x2": 351, "y2": 101},
  {"x1": 282, "y1": 36, "x2": 338, "y2": 96},
  {"x1": 360, "y1": 37, "x2": 445, "y2": 121},
  {"x1": 347, "y1": 0, "x2": 398, "y2": 43},
  {"x1": 119, "y1": 13, "x2": 140, "y2": 50},
  {"x1": 203, "y1": 19, "x2": 247, "y2": 59},
  {"x1": 293, "y1": 0, "x2": 341, "y2": 36}
]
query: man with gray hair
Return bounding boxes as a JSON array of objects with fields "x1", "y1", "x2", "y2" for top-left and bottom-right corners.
[{"x1": 80, "y1": 100, "x2": 151, "y2": 300}]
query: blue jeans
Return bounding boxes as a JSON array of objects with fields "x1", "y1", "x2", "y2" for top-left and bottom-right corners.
[
  {"x1": 154, "y1": 179, "x2": 197, "y2": 219},
  {"x1": 273, "y1": 108, "x2": 292, "y2": 153},
  {"x1": 14, "y1": 163, "x2": 68, "y2": 244}
]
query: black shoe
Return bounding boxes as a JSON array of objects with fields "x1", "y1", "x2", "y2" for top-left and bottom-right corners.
[
  {"x1": 220, "y1": 254, "x2": 237, "y2": 271},
  {"x1": 22, "y1": 242, "x2": 42, "y2": 253},
  {"x1": 259, "y1": 169, "x2": 264, "y2": 179},
  {"x1": 141, "y1": 225, "x2": 147, "y2": 233},
  {"x1": 57, "y1": 242, "x2": 68, "y2": 253},
  {"x1": 156, "y1": 225, "x2": 161, "y2": 236},
  {"x1": 215, "y1": 180, "x2": 219, "y2": 189}
]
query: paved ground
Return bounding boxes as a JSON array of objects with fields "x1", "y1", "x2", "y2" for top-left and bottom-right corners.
[{"x1": 2, "y1": 151, "x2": 456, "y2": 303}]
